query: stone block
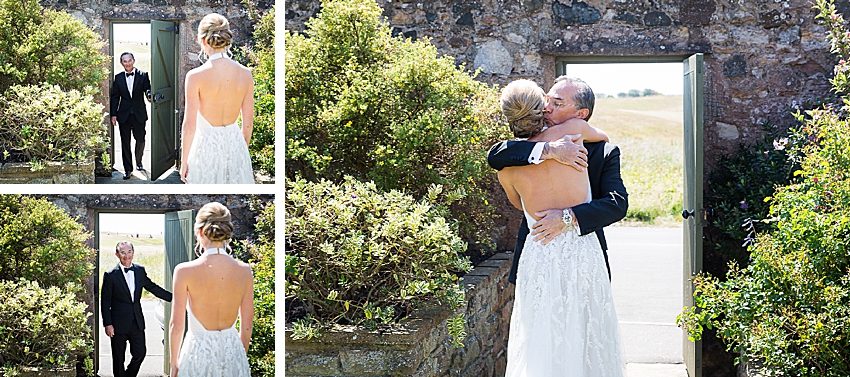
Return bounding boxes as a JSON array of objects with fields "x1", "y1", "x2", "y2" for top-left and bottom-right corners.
[{"x1": 284, "y1": 351, "x2": 343, "y2": 375}]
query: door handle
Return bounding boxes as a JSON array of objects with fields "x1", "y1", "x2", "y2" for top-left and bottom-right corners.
[
  {"x1": 153, "y1": 93, "x2": 165, "y2": 103},
  {"x1": 682, "y1": 209, "x2": 695, "y2": 219}
]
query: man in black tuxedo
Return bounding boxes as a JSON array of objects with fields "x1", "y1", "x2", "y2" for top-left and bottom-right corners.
[
  {"x1": 488, "y1": 76, "x2": 629, "y2": 284},
  {"x1": 101, "y1": 241, "x2": 172, "y2": 377},
  {"x1": 110, "y1": 52, "x2": 152, "y2": 180}
]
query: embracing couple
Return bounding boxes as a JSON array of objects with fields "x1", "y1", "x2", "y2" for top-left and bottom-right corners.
[
  {"x1": 100, "y1": 203, "x2": 253, "y2": 377},
  {"x1": 489, "y1": 77, "x2": 629, "y2": 376}
]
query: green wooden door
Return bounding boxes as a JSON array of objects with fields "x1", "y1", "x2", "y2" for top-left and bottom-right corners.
[
  {"x1": 150, "y1": 20, "x2": 178, "y2": 180},
  {"x1": 163, "y1": 209, "x2": 195, "y2": 374},
  {"x1": 683, "y1": 53, "x2": 704, "y2": 377}
]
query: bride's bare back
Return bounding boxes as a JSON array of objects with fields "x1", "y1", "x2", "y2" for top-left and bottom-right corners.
[
  {"x1": 498, "y1": 118, "x2": 607, "y2": 220},
  {"x1": 175, "y1": 254, "x2": 253, "y2": 331},
  {"x1": 193, "y1": 58, "x2": 254, "y2": 126}
]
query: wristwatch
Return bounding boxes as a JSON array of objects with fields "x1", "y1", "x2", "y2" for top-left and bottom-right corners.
[{"x1": 562, "y1": 209, "x2": 574, "y2": 229}]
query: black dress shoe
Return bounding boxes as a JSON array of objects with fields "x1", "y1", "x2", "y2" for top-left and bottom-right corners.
[
  {"x1": 136, "y1": 165, "x2": 144, "y2": 171},
  {"x1": 123, "y1": 172, "x2": 132, "y2": 180}
]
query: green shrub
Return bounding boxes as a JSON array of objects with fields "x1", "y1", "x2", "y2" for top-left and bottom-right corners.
[
  {"x1": 0, "y1": 83, "x2": 108, "y2": 168},
  {"x1": 702, "y1": 120, "x2": 805, "y2": 266},
  {"x1": 0, "y1": 0, "x2": 107, "y2": 94},
  {"x1": 0, "y1": 195, "x2": 94, "y2": 289},
  {"x1": 233, "y1": 198, "x2": 275, "y2": 377},
  {"x1": 0, "y1": 279, "x2": 92, "y2": 373},
  {"x1": 237, "y1": 1, "x2": 275, "y2": 177},
  {"x1": 285, "y1": 0, "x2": 507, "y2": 248},
  {"x1": 678, "y1": 1, "x2": 850, "y2": 373},
  {"x1": 285, "y1": 177, "x2": 472, "y2": 346}
]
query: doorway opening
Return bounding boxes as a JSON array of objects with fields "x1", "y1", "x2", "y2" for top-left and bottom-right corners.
[
  {"x1": 106, "y1": 20, "x2": 180, "y2": 183},
  {"x1": 556, "y1": 59, "x2": 688, "y2": 371},
  {"x1": 110, "y1": 23, "x2": 153, "y2": 181},
  {"x1": 95, "y1": 212, "x2": 166, "y2": 377}
]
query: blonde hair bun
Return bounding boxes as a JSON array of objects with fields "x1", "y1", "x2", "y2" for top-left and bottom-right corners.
[
  {"x1": 500, "y1": 79, "x2": 546, "y2": 138},
  {"x1": 198, "y1": 13, "x2": 233, "y2": 50},
  {"x1": 195, "y1": 202, "x2": 234, "y2": 243}
]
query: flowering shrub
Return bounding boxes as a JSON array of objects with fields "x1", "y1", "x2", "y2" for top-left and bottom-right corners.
[
  {"x1": 0, "y1": 279, "x2": 93, "y2": 375},
  {"x1": 285, "y1": 177, "x2": 471, "y2": 346},
  {"x1": 285, "y1": 0, "x2": 507, "y2": 248},
  {"x1": 230, "y1": 197, "x2": 275, "y2": 377},
  {"x1": 0, "y1": 194, "x2": 94, "y2": 289},
  {"x1": 0, "y1": 0, "x2": 107, "y2": 94},
  {"x1": 678, "y1": 1, "x2": 850, "y2": 374},
  {"x1": 0, "y1": 84, "x2": 108, "y2": 168}
]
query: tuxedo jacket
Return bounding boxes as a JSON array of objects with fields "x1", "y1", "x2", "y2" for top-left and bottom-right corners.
[
  {"x1": 110, "y1": 68, "x2": 151, "y2": 125},
  {"x1": 101, "y1": 263, "x2": 172, "y2": 334},
  {"x1": 487, "y1": 140, "x2": 629, "y2": 284}
]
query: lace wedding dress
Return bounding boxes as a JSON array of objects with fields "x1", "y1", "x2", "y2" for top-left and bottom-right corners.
[
  {"x1": 185, "y1": 112, "x2": 255, "y2": 184},
  {"x1": 506, "y1": 195, "x2": 626, "y2": 377},
  {"x1": 176, "y1": 249, "x2": 250, "y2": 377}
]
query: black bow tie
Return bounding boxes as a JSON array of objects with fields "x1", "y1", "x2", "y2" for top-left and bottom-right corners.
[
  {"x1": 126, "y1": 72, "x2": 134, "y2": 77},
  {"x1": 123, "y1": 266, "x2": 134, "y2": 273}
]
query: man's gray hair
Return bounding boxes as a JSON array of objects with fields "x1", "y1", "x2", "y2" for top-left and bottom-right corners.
[
  {"x1": 554, "y1": 76, "x2": 595, "y2": 122},
  {"x1": 115, "y1": 241, "x2": 134, "y2": 253}
]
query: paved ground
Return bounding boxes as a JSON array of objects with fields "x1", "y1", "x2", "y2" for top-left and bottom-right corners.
[
  {"x1": 607, "y1": 225, "x2": 688, "y2": 377},
  {"x1": 98, "y1": 300, "x2": 167, "y2": 377},
  {"x1": 99, "y1": 108, "x2": 183, "y2": 184}
]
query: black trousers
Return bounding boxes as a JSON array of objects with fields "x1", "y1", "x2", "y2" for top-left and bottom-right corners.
[
  {"x1": 118, "y1": 116, "x2": 146, "y2": 173},
  {"x1": 110, "y1": 318, "x2": 146, "y2": 377}
]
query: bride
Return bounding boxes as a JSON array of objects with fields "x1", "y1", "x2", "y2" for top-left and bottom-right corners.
[
  {"x1": 180, "y1": 13, "x2": 255, "y2": 184},
  {"x1": 168, "y1": 202, "x2": 254, "y2": 377},
  {"x1": 497, "y1": 80, "x2": 626, "y2": 376}
]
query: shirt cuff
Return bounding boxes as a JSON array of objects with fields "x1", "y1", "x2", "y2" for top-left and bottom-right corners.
[{"x1": 529, "y1": 142, "x2": 546, "y2": 164}]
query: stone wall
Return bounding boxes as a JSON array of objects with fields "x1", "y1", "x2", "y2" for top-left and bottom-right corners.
[
  {"x1": 285, "y1": 252, "x2": 514, "y2": 377},
  {"x1": 0, "y1": 161, "x2": 94, "y2": 184}
]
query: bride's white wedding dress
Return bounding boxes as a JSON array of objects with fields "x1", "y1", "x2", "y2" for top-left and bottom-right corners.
[
  {"x1": 176, "y1": 247, "x2": 250, "y2": 376},
  {"x1": 176, "y1": 303, "x2": 250, "y2": 377},
  {"x1": 506, "y1": 192, "x2": 626, "y2": 377},
  {"x1": 185, "y1": 111, "x2": 255, "y2": 184}
]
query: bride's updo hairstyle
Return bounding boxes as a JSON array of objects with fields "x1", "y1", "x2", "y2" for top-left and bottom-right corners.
[
  {"x1": 194, "y1": 202, "x2": 235, "y2": 255},
  {"x1": 500, "y1": 79, "x2": 546, "y2": 138},
  {"x1": 198, "y1": 13, "x2": 233, "y2": 51}
]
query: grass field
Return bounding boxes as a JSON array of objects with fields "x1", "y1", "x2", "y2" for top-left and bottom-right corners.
[
  {"x1": 113, "y1": 40, "x2": 151, "y2": 74},
  {"x1": 592, "y1": 95, "x2": 684, "y2": 226},
  {"x1": 98, "y1": 232, "x2": 165, "y2": 300}
]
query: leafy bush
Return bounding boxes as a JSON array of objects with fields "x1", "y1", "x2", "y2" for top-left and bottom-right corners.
[
  {"x1": 285, "y1": 0, "x2": 507, "y2": 248},
  {"x1": 0, "y1": 279, "x2": 93, "y2": 374},
  {"x1": 0, "y1": 195, "x2": 94, "y2": 289},
  {"x1": 678, "y1": 1, "x2": 850, "y2": 374},
  {"x1": 0, "y1": 0, "x2": 107, "y2": 94},
  {"x1": 233, "y1": 198, "x2": 275, "y2": 377},
  {"x1": 237, "y1": 1, "x2": 275, "y2": 177},
  {"x1": 702, "y1": 120, "x2": 805, "y2": 266},
  {"x1": 285, "y1": 177, "x2": 472, "y2": 346},
  {"x1": 0, "y1": 83, "x2": 108, "y2": 168}
]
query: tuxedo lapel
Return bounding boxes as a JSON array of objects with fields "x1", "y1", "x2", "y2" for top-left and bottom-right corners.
[{"x1": 132, "y1": 264, "x2": 141, "y2": 303}]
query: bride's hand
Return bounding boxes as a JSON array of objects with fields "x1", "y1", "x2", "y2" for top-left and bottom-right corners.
[
  {"x1": 180, "y1": 163, "x2": 188, "y2": 183},
  {"x1": 170, "y1": 365, "x2": 178, "y2": 377},
  {"x1": 531, "y1": 209, "x2": 569, "y2": 245}
]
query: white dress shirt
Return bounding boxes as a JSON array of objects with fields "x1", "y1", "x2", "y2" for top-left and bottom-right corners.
[
  {"x1": 122, "y1": 264, "x2": 136, "y2": 302},
  {"x1": 125, "y1": 71, "x2": 135, "y2": 98}
]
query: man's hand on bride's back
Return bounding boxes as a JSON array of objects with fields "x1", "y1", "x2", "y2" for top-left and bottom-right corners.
[
  {"x1": 531, "y1": 209, "x2": 569, "y2": 245},
  {"x1": 542, "y1": 134, "x2": 588, "y2": 172}
]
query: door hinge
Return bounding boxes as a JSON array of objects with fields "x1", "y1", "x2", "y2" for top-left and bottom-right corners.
[{"x1": 167, "y1": 25, "x2": 179, "y2": 34}]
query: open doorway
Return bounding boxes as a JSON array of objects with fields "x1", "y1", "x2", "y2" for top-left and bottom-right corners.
[
  {"x1": 558, "y1": 61, "x2": 686, "y2": 372},
  {"x1": 96, "y1": 212, "x2": 166, "y2": 377},
  {"x1": 111, "y1": 23, "x2": 153, "y2": 181},
  {"x1": 105, "y1": 20, "x2": 180, "y2": 184}
]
